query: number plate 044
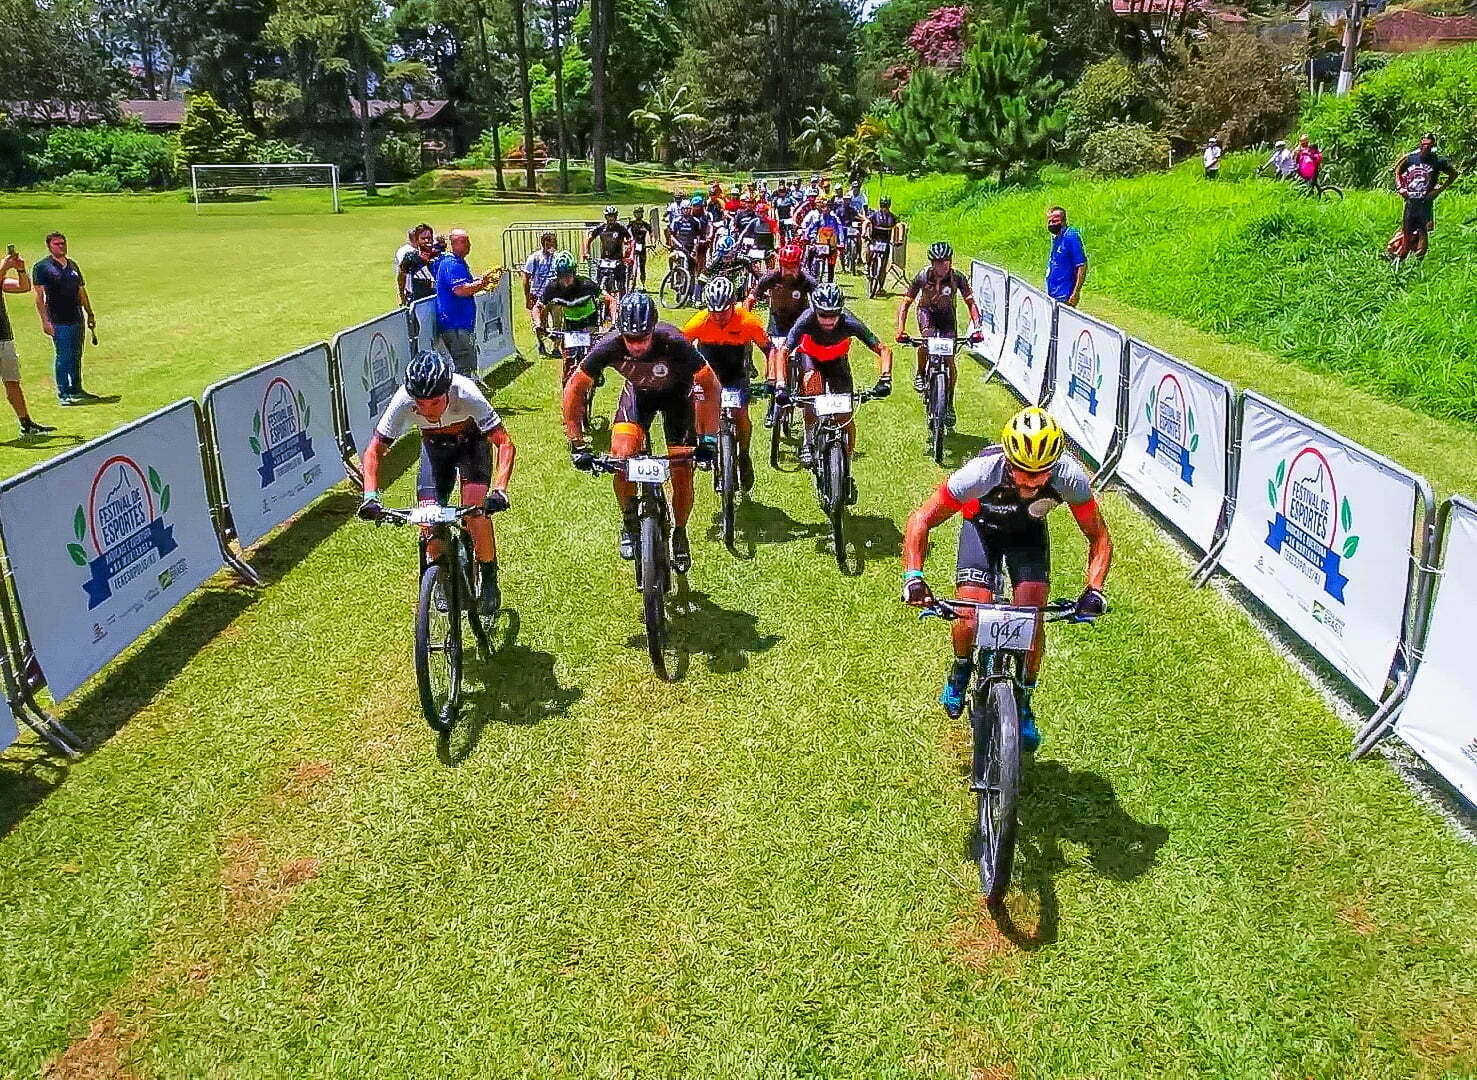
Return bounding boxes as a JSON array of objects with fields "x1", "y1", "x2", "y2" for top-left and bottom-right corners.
[{"x1": 974, "y1": 608, "x2": 1039, "y2": 651}]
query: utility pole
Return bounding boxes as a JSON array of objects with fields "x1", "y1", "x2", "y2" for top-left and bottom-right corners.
[{"x1": 1336, "y1": 1, "x2": 1365, "y2": 95}]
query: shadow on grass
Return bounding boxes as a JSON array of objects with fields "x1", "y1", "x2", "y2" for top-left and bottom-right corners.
[
  {"x1": 943, "y1": 428, "x2": 990, "y2": 469},
  {"x1": 439, "y1": 608, "x2": 582, "y2": 766},
  {"x1": 969, "y1": 757, "x2": 1168, "y2": 950},
  {"x1": 620, "y1": 581, "x2": 781, "y2": 679},
  {"x1": 482, "y1": 356, "x2": 534, "y2": 394},
  {"x1": 0, "y1": 432, "x2": 86, "y2": 452}
]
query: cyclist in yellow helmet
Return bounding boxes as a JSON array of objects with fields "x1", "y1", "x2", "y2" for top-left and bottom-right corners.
[{"x1": 901, "y1": 406, "x2": 1113, "y2": 748}]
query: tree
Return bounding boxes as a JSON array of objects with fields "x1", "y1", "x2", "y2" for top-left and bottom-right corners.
[
  {"x1": 177, "y1": 91, "x2": 258, "y2": 165},
  {"x1": 952, "y1": 19, "x2": 1065, "y2": 182},
  {"x1": 511, "y1": 0, "x2": 538, "y2": 190},
  {"x1": 879, "y1": 66, "x2": 959, "y2": 174},
  {"x1": 791, "y1": 105, "x2": 840, "y2": 167},
  {"x1": 830, "y1": 134, "x2": 881, "y2": 181},
  {"x1": 0, "y1": 0, "x2": 125, "y2": 117},
  {"x1": 268, "y1": 0, "x2": 395, "y2": 195},
  {"x1": 906, "y1": 5, "x2": 970, "y2": 68},
  {"x1": 546, "y1": 0, "x2": 572, "y2": 192},
  {"x1": 178, "y1": 0, "x2": 277, "y2": 126},
  {"x1": 588, "y1": 0, "x2": 614, "y2": 190},
  {"x1": 1162, "y1": 31, "x2": 1300, "y2": 148},
  {"x1": 629, "y1": 83, "x2": 703, "y2": 166}
]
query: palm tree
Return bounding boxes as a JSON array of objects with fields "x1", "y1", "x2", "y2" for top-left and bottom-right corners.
[
  {"x1": 629, "y1": 84, "x2": 703, "y2": 167},
  {"x1": 791, "y1": 105, "x2": 839, "y2": 167},
  {"x1": 830, "y1": 135, "x2": 881, "y2": 183}
]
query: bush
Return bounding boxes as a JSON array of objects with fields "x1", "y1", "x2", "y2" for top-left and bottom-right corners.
[
  {"x1": 178, "y1": 92, "x2": 256, "y2": 166},
  {"x1": 47, "y1": 170, "x2": 124, "y2": 193},
  {"x1": 376, "y1": 132, "x2": 423, "y2": 180},
  {"x1": 1081, "y1": 121, "x2": 1170, "y2": 177},
  {"x1": 30, "y1": 122, "x2": 178, "y2": 190},
  {"x1": 1299, "y1": 43, "x2": 1477, "y2": 188},
  {"x1": 1162, "y1": 32, "x2": 1300, "y2": 148},
  {"x1": 1063, "y1": 57, "x2": 1156, "y2": 149},
  {"x1": 252, "y1": 139, "x2": 315, "y2": 165}
]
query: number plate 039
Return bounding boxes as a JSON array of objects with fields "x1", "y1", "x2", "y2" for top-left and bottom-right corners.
[
  {"x1": 974, "y1": 608, "x2": 1039, "y2": 651},
  {"x1": 626, "y1": 457, "x2": 670, "y2": 484}
]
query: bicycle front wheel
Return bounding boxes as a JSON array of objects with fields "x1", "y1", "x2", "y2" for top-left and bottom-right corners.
[
  {"x1": 719, "y1": 426, "x2": 738, "y2": 550},
  {"x1": 825, "y1": 439, "x2": 848, "y2": 571},
  {"x1": 929, "y1": 370, "x2": 948, "y2": 465},
  {"x1": 639, "y1": 511, "x2": 669, "y2": 678},
  {"x1": 1322, "y1": 184, "x2": 1344, "y2": 201},
  {"x1": 658, "y1": 268, "x2": 691, "y2": 310},
  {"x1": 415, "y1": 563, "x2": 462, "y2": 733},
  {"x1": 975, "y1": 680, "x2": 1021, "y2": 906}
]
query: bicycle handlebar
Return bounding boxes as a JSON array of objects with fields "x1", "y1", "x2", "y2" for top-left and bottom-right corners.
[
  {"x1": 918, "y1": 597, "x2": 1100, "y2": 625},
  {"x1": 588, "y1": 452, "x2": 715, "y2": 475},
  {"x1": 374, "y1": 503, "x2": 503, "y2": 527},
  {"x1": 897, "y1": 335, "x2": 980, "y2": 348}
]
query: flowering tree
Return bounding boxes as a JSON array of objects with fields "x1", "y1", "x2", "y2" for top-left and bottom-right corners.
[{"x1": 906, "y1": 6, "x2": 970, "y2": 69}]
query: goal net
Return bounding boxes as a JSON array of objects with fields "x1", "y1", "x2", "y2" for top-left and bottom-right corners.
[{"x1": 190, "y1": 163, "x2": 341, "y2": 212}]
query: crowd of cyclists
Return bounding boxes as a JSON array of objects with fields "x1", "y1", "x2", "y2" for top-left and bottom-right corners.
[{"x1": 362, "y1": 176, "x2": 1114, "y2": 745}]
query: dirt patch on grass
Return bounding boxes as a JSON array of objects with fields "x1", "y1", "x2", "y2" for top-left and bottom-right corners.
[
  {"x1": 220, "y1": 835, "x2": 321, "y2": 930},
  {"x1": 969, "y1": 1067, "x2": 1017, "y2": 1080},
  {"x1": 1336, "y1": 897, "x2": 1377, "y2": 936},
  {"x1": 943, "y1": 898, "x2": 1017, "y2": 970},
  {"x1": 42, "y1": 1011, "x2": 138, "y2": 1080},
  {"x1": 1404, "y1": 994, "x2": 1477, "y2": 1075},
  {"x1": 276, "y1": 760, "x2": 334, "y2": 804}
]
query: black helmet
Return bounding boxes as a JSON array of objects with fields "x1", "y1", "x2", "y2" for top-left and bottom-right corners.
[
  {"x1": 879, "y1": 196, "x2": 891, "y2": 207},
  {"x1": 404, "y1": 350, "x2": 454, "y2": 399},
  {"x1": 811, "y1": 282, "x2": 844, "y2": 316},
  {"x1": 616, "y1": 291, "x2": 658, "y2": 336},
  {"x1": 927, "y1": 241, "x2": 953, "y2": 261},
  {"x1": 604, "y1": 204, "x2": 618, "y2": 216}
]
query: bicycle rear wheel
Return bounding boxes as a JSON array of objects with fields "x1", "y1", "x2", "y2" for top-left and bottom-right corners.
[
  {"x1": 658, "y1": 268, "x2": 691, "y2": 310},
  {"x1": 974, "y1": 679, "x2": 1021, "y2": 906},
  {"x1": 718, "y1": 425, "x2": 738, "y2": 550},
  {"x1": 415, "y1": 563, "x2": 462, "y2": 733},
  {"x1": 929, "y1": 370, "x2": 948, "y2": 465},
  {"x1": 867, "y1": 256, "x2": 883, "y2": 298},
  {"x1": 825, "y1": 438, "x2": 848, "y2": 572},
  {"x1": 639, "y1": 511, "x2": 669, "y2": 678}
]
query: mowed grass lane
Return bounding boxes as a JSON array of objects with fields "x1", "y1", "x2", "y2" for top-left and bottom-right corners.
[{"x1": 0, "y1": 194, "x2": 1475, "y2": 1077}]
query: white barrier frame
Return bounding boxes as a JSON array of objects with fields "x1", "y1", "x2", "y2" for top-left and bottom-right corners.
[
  {"x1": 1200, "y1": 391, "x2": 1436, "y2": 724},
  {"x1": 967, "y1": 259, "x2": 1009, "y2": 377},
  {"x1": 331, "y1": 308, "x2": 415, "y2": 472}
]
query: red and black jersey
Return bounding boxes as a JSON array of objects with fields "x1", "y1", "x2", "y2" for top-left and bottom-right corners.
[{"x1": 784, "y1": 309, "x2": 880, "y2": 363}]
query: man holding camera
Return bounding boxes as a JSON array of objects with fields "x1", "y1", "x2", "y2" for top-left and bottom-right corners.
[
  {"x1": 434, "y1": 228, "x2": 499, "y2": 379},
  {"x1": 32, "y1": 231, "x2": 99, "y2": 405},
  {"x1": 396, "y1": 223, "x2": 441, "y2": 305},
  {"x1": 1, "y1": 247, "x2": 54, "y2": 436}
]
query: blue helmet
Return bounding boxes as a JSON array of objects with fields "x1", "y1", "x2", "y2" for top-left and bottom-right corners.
[
  {"x1": 616, "y1": 291, "x2": 658, "y2": 336},
  {"x1": 404, "y1": 350, "x2": 453, "y2": 399},
  {"x1": 715, "y1": 234, "x2": 737, "y2": 256}
]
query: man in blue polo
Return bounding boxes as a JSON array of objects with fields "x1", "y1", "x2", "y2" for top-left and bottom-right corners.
[
  {"x1": 1044, "y1": 206, "x2": 1087, "y2": 308},
  {"x1": 32, "y1": 231, "x2": 100, "y2": 405},
  {"x1": 434, "y1": 227, "x2": 498, "y2": 378}
]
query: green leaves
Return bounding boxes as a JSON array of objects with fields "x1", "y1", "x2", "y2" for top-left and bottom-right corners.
[
  {"x1": 160, "y1": 485, "x2": 171, "y2": 514},
  {"x1": 253, "y1": 411, "x2": 262, "y2": 436},
  {"x1": 1342, "y1": 535, "x2": 1360, "y2": 560},
  {"x1": 1274, "y1": 459, "x2": 1287, "y2": 487},
  {"x1": 1340, "y1": 496, "x2": 1352, "y2": 533},
  {"x1": 1190, "y1": 433, "x2": 1200, "y2": 453},
  {"x1": 249, "y1": 435, "x2": 262, "y2": 455},
  {"x1": 1267, "y1": 479, "x2": 1278, "y2": 507},
  {"x1": 1268, "y1": 459, "x2": 1287, "y2": 507},
  {"x1": 73, "y1": 505, "x2": 86, "y2": 542},
  {"x1": 148, "y1": 466, "x2": 163, "y2": 495},
  {"x1": 67, "y1": 543, "x2": 88, "y2": 567}
]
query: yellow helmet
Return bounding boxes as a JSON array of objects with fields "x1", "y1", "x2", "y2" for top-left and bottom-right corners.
[{"x1": 1000, "y1": 407, "x2": 1064, "y2": 472}]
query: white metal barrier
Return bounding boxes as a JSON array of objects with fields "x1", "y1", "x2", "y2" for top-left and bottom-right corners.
[
  {"x1": 333, "y1": 309, "x2": 414, "y2": 459},
  {"x1": 474, "y1": 273, "x2": 518, "y2": 372},
  {"x1": 968, "y1": 259, "x2": 1008, "y2": 368},
  {"x1": 1000, "y1": 276, "x2": 1054, "y2": 405}
]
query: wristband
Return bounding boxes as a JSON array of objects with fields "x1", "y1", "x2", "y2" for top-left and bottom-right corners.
[
  {"x1": 362, "y1": 489, "x2": 379, "y2": 500},
  {"x1": 903, "y1": 569, "x2": 924, "y2": 580}
]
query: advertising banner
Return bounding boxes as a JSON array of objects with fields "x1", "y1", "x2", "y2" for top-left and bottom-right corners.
[
  {"x1": 474, "y1": 273, "x2": 518, "y2": 371},
  {"x1": 968, "y1": 260, "x2": 1009, "y2": 367},
  {"x1": 0, "y1": 401, "x2": 224, "y2": 701},
  {"x1": 1052, "y1": 306, "x2": 1125, "y2": 465},
  {"x1": 0, "y1": 690, "x2": 14, "y2": 751},
  {"x1": 204, "y1": 344, "x2": 341, "y2": 549},
  {"x1": 999, "y1": 277, "x2": 1053, "y2": 405},
  {"x1": 1395, "y1": 497, "x2": 1477, "y2": 803},
  {"x1": 334, "y1": 309, "x2": 413, "y2": 457},
  {"x1": 1118, "y1": 340, "x2": 1233, "y2": 552},
  {"x1": 1218, "y1": 392, "x2": 1428, "y2": 702}
]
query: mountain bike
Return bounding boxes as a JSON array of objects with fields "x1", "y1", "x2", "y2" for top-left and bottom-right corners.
[
  {"x1": 658, "y1": 249, "x2": 697, "y2": 309},
  {"x1": 1300, "y1": 174, "x2": 1343, "y2": 200},
  {"x1": 547, "y1": 326, "x2": 603, "y2": 436},
  {"x1": 374, "y1": 502, "x2": 507, "y2": 734},
  {"x1": 588, "y1": 452, "x2": 711, "y2": 679},
  {"x1": 713, "y1": 383, "x2": 767, "y2": 551},
  {"x1": 595, "y1": 256, "x2": 628, "y2": 297},
  {"x1": 865, "y1": 235, "x2": 891, "y2": 298},
  {"x1": 919, "y1": 596, "x2": 1100, "y2": 906},
  {"x1": 793, "y1": 390, "x2": 876, "y2": 573},
  {"x1": 900, "y1": 334, "x2": 972, "y2": 465},
  {"x1": 841, "y1": 223, "x2": 864, "y2": 276},
  {"x1": 767, "y1": 341, "x2": 804, "y2": 469}
]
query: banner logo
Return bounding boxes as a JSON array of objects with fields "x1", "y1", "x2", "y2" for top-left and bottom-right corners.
[
  {"x1": 1264, "y1": 447, "x2": 1359, "y2": 602},
  {"x1": 68, "y1": 456, "x2": 178, "y2": 609},
  {"x1": 976, "y1": 278, "x2": 996, "y2": 332},
  {"x1": 1066, "y1": 330, "x2": 1103, "y2": 415},
  {"x1": 1144, "y1": 375, "x2": 1197, "y2": 485},
  {"x1": 1012, "y1": 296, "x2": 1035, "y2": 366},
  {"x1": 250, "y1": 376, "x2": 316, "y2": 486},
  {"x1": 361, "y1": 331, "x2": 399, "y2": 415}
]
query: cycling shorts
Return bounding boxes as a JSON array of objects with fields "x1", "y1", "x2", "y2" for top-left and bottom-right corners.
[
  {"x1": 798, "y1": 351, "x2": 853, "y2": 394},
  {"x1": 417, "y1": 420, "x2": 492, "y2": 503},
  {"x1": 695, "y1": 343, "x2": 751, "y2": 389},
  {"x1": 918, "y1": 307, "x2": 958, "y2": 338},
  {"x1": 955, "y1": 516, "x2": 1049, "y2": 591},
  {"x1": 614, "y1": 383, "x2": 696, "y2": 447}
]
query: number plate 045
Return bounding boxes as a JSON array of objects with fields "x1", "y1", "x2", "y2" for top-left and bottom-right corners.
[{"x1": 974, "y1": 608, "x2": 1039, "y2": 652}]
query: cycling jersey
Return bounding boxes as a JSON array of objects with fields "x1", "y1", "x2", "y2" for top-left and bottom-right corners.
[
  {"x1": 941, "y1": 447, "x2": 1095, "y2": 590},
  {"x1": 538, "y1": 275, "x2": 604, "y2": 328},
  {"x1": 802, "y1": 211, "x2": 844, "y2": 240},
  {"x1": 752, "y1": 269, "x2": 817, "y2": 336},
  {"x1": 867, "y1": 209, "x2": 899, "y2": 235},
  {"x1": 627, "y1": 220, "x2": 652, "y2": 250},
  {"x1": 668, "y1": 214, "x2": 706, "y2": 250},
  {"x1": 681, "y1": 307, "x2": 770, "y2": 386},
  {"x1": 907, "y1": 267, "x2": 973, "y2": 333},
  {"x1": 582, "y1": 323, "x2": 707, "y2": 395},
  {"x1": 588, "y1": 221, "x2": 631, "y2": 260},
  {"x1": 376, "y1": 374, "x2": 503, "y2": 440},
  {"x1": 784, "y1": 309, "x2": 880, "y2": 362}
]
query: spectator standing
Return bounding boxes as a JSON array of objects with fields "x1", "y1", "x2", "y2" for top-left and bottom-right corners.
[
  {"x1": 1259, "y1": 140, "x2": 1295, "y2": 179},
  {"x1": 1, "y1": 248, "x2": 54, "y2": 436},
  {"x1": 1203, "y1": 137, "x2": 1223, "y2": 179},
  {"x1": 1044, "y1": 206, "x2": 1087, "y2": 308},
  {"x1": 32, "y1": 232, "x2": 98, "y2": 405},
  {"x1": 1391, "y1": 132, "x2": 1459, "y2": 264},
  {"x1": 434, "y1": 228, "x2": 498, "y2": 378},
  {"x1": 523, "y1": 231, "x2": 560, "y2": 356},
  {"x1": 397, "y1": 223, "x2": 440, "y2": 305}
]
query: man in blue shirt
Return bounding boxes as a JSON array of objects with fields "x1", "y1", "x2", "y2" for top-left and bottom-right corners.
[
  {"x1": 32, "y1": 232, "x2": 100, "y2": 405},
  {"x1": 435, "y1": 228, "x2": 498, "y2": 377},
  {"x1": 1044, "y1": 206, "x2": 1087, "y2": 308}
]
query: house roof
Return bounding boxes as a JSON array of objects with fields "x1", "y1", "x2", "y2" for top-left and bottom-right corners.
[
  {"x1": 121, "y1": 99, "x2": 186, "y2": 127},
  {"x1": 1368, "y1": 9, "x2": 1477, "y2": 49},
  {"x1": 351, "y1": 99, "x2": 452, "y2": 123},
  {"x1": 1109, "y1": 0, "x2": 1248, "y2": 22}
]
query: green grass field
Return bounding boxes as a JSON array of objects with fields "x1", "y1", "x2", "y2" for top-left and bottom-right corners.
[{"x1": 1, "y1": 185, "x2": 1475, "y2": 1078}]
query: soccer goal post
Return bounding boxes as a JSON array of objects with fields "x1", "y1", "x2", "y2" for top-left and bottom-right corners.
[{"x1": 190, "y1": 163, "x2": 341, "y2": 213}]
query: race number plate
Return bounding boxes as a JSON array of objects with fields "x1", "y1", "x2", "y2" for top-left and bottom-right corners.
[
  {"x1": 409, "y1": 505, "x2": 460, "y2": 526},
  {"x1": 974, "y1": 608, "x2": 1039, "y2": 652},
  {"x1": 814, "y1": 244, "x2": 831, "y2": 255},
  {"x1": 928, "y1": 337, "x2": 954, "y2": 356},
  {"x1": 565, "y1": 330, "x2": 591, "y2": 348},
  {"x1": 813, "y1": 393, "x2": 852, "y2": 416},
  {"x1": 871, "y1": 242, "x2": 890, "y2": 253},
  {"x1": 626, "y1": 457, "x2": 670, "y2": 484},
  {"x1": 720, "y1": 388, "x2": 745, "y2": 409},
  {"x1": 771, "y1": 336, "x2": 787, "y2": 349},
  {"x1": 599, "y1": 259, "x2": 620, "y2": 270}
]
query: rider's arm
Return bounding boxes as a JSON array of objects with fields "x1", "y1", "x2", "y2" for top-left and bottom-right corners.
[
  {"x1": 852, "y1": 316, "x2": 892, "y2": 379},
  {"x1": 488, "y1": 425, "x2": 515, "y2": 491},
  {"x1": 562, "y1": 368, "x2": 595, "y2": 440},
  {"x1": 1434, "y1": 159, "x2": 1459, "y2": 197},
  {"x1": 895, "y1": 293, "x2": 914, "y2": 338},
  {"x1": 679, "y1": 310, "x2": 706, "y2": 344},
  {"x1": 581, "y1": 227, "x2": 594, "y2": 260},
  {"x1": 1072, "y1": 498, "x2": 1112, "y2": 591},
  {"x1": 360, "y1": 432, "x2": 390, "y2": 496},
  {"x1": 694, "y1": 364, "x2": 721, "y2": 438},
  {"x1": 903, "y1": 488, "x2": 960, "y2": 573}
]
